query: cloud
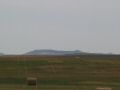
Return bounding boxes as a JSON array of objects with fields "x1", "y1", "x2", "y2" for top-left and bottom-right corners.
[
  {"x1": 0, "y1": 0, "x2": 120, "y2": 54},
  {"x1": 0, "y1": 0, "x2": 97, "y2": 11},
  {"x1": 0, "y1": 0, "x2": 80, "y2": 9}
]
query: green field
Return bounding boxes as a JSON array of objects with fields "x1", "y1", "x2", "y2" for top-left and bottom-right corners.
[{"x1": 0, "y1": 55, "x2": 120, "y2": 90}]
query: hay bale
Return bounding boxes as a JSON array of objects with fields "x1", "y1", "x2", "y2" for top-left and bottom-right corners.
[
  {"x1": 75, "y1": 56, "x2": 80, "y2": 59},
  {"x1": 96, "y1": 87, "x2": 112, "y2": 90},
  {"x1": 27, "y1": 77, "x2": 37, "y2": 86}
]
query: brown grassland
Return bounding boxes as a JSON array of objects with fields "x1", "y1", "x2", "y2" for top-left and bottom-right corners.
[{"x1": 0, "y1": 55, "x2": 120, "y2": 90}]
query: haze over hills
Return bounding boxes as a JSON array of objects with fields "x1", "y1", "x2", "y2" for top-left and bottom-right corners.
[
  {"x1": 0, "y1": 50, "x2": 117, "y2": 56},
  {"x1": 0, "y1": 53, "x2": 4, "y2": 56},
  {"x1": 24, "y1": 49, "x2": 88, "y2": 55}
]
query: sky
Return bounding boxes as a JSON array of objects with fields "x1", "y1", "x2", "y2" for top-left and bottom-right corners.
[{"x1": 0, "y1": 0, "x2": 120, "y2": 54}]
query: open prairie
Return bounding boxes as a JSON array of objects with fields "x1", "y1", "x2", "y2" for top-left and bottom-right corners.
[{"x1": 0, "y1": 55, "x2": 120, "y2": 90}]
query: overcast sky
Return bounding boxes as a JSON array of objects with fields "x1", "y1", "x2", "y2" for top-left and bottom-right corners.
[{"x1": 0, "y1": 0, "x2": 120, "y2": 54}]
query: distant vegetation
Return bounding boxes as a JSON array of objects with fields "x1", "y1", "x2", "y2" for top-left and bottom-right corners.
[{"x1": 0, "y1": 55, "x2": 120, "y2": 90}]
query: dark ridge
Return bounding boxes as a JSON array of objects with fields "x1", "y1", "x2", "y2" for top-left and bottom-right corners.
[{"x1": 24, "y1": 49, "x2": 87, "y2": 56}]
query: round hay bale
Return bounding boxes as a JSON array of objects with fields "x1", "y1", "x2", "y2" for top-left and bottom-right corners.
[{"x1": 27, "y1": 77, "x2": 37, "y2": 86}]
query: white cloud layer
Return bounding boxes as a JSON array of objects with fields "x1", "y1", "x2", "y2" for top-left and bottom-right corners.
[{"x1": 0, "y1": 0, "x2": 120, "y2": 54}]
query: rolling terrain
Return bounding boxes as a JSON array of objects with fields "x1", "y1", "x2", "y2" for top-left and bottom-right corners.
[
  {"x1": 0, "y1": 55, "x2": 120, "y2": 90},
  {"x1": 25, "y1": 49, "x2": 85, "y2": 55}
]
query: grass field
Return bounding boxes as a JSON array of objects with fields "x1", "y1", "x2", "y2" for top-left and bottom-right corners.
[{"x1": 0, "y1": 55, "x2": 120, "y2": 90}]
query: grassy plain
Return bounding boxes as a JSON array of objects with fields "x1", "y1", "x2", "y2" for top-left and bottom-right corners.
[{"x1": 0, "y1": 55, "x2": 120, "y2": 90}]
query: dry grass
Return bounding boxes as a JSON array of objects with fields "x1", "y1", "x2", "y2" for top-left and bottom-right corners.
[{"x1": 0, "y1": 55, "x2": 120, "y2": 90}]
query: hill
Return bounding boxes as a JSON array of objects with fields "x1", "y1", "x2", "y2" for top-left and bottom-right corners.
[
  {"x1": 0, "y1": 53, "x2": 4, "y2": 56},
  {"x1": 25, "y1": 49, "x2": 86, "y2": 55}
]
